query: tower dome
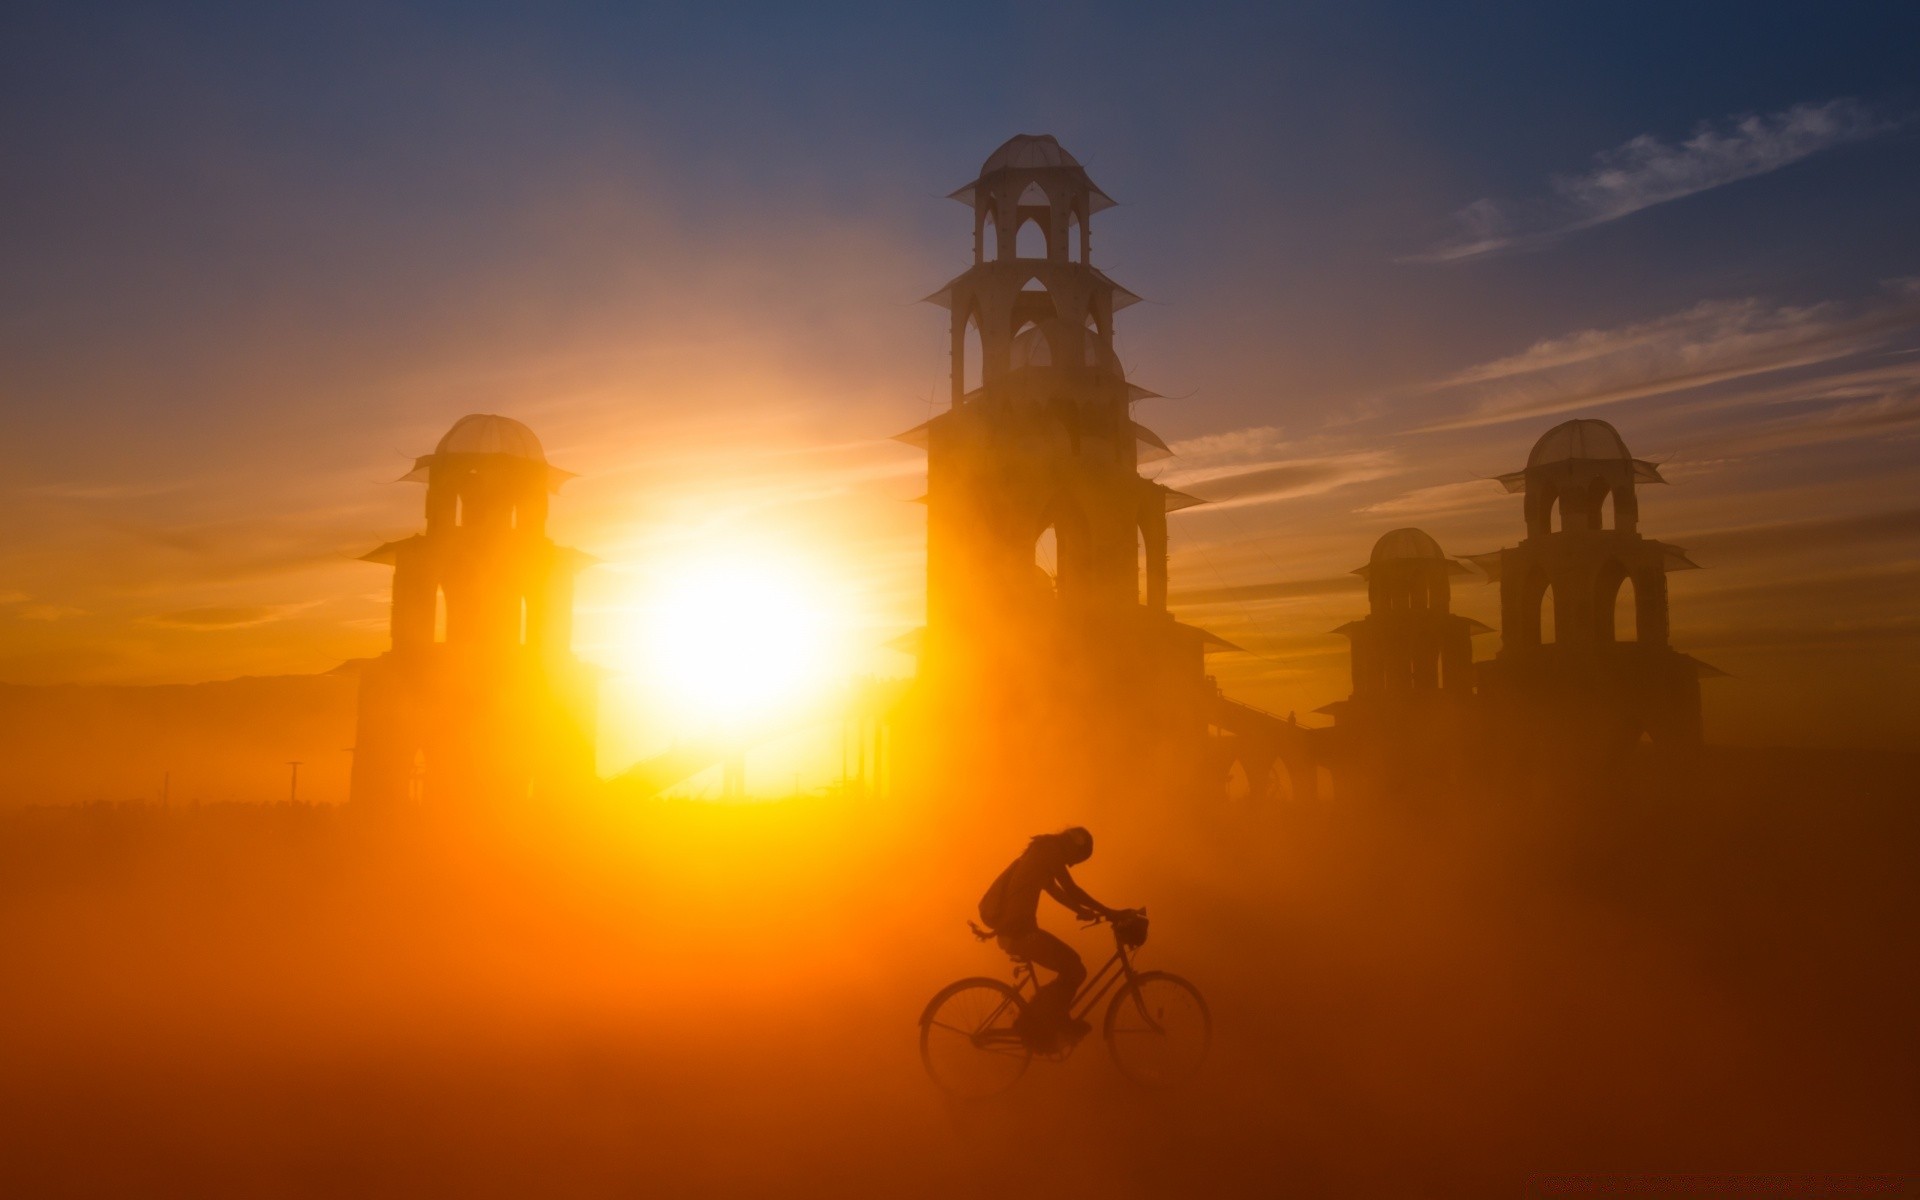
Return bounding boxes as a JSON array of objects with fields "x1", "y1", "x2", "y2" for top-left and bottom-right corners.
[
  {"x1": 1369, "y1": 527, "x2": 1447, "y2": 564},
  {"x1": 1356, "y1": 527, "x2": 1469, "y2": 579},
  {"x1": 1527, "y1": 418, "x2": 1631, "y2": 467},
  {"x1": 434, "y1": 414, "x2": 547, "y2": 461},
  {"x1": 948, "y1": 133, "x2": 1116, "y2": 213},
  {"x1": 401, "y1": 414, "x2": 573, "y2": 490},
  {"x1": 979, "y1": 134, "x2": 1082, "y2": 174},
  {"x1": 1498, "y1": 418, "x2": 1664, "y2": 495}
]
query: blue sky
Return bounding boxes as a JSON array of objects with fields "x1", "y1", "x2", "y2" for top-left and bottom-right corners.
[{"x1": 2, "y1": 1, "x2": 1917, "y2": 750}]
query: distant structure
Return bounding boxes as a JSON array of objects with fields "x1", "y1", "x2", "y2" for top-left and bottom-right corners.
[
  {"x1": 1469, "y1": 419, "x2": 1718, "y2": 762},
  {"x1": 349, "y1": 415, "x2": 598, "y2": 808},
  {"x1": 1319, "y1": 528, "x2": 1489, "y2": 796},
  {"x1": 891, "y1": 135, "x2": 1316, "y2": 807}
]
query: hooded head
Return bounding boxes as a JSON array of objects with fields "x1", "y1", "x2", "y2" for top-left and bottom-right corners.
[{"x1": 1035, "y1": 826, "x2": 1093, "y2": 866}]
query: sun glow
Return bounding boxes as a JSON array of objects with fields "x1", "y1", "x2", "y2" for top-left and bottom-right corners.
[{"x1": 624, "y1": 550, "x2": 849, "y2": 731}]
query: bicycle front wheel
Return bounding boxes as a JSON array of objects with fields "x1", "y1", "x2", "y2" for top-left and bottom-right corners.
[
  {"x1": 1104, "y1": 971, "x2": 1212, "y2": 1087},
  {"x1": 919, "y1": 977, "x2": 1031, "y2": 1100}
]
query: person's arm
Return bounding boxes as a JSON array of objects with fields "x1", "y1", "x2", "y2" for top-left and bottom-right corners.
[{"x1": 1044, "y1": 867, "x2": 1117, "y2": 921}]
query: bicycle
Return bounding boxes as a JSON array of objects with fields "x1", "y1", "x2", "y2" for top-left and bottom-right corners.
[{"x1": 917, "y1": 909, "x2": 1212, "y2": 1100}]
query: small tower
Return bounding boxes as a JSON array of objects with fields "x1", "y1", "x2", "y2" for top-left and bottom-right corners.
[
  {"x1": 1319, "y1": 529, "x2": 1488, "y2": 795},
  {"x1": 1471, "y1": 419, "x2": 1717, "y2": 756},
  {"x1": 349, "y1": 415, "x2": 598, "y2": 808},
  {"x1": 892, "y1": 135, "x2": 1220, "y2": 804}
]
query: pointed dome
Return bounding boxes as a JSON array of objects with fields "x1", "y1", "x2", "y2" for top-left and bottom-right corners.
[
  {"x1": 1528, "y1": 418, "x2": 1631, "y2": 467},
  {"x1": 435, "y1": 414, "x2": 547, "y2": 461},
  {"x1": 401, "y1": 414, "x2": 574, "y2": 491},
  {"x1": 1369, "y1": 527, "x2": 1447, "y2": 563},
  {"x1": 1356, "y1": 527, "x2": 1470, "y2": 577},
  {"x1": 950, "y1": 134, "x2": 1115, "y2": 212},
  {"x1": 980, "y1": 134, "x2": 1082, "y2": 174}
]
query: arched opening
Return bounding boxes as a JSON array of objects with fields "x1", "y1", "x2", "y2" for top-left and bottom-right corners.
[
  {"x1": 979, "y1": 209, "x2": 997, "y2": 262},
  {"x1": 1015, "y1": 216, "x2": 1046, "y2": 260},
  {"x1": 454, "y1": 495, "x2": 464, "y2": 527},
  {"x1": 1069, "y1": 212, "x2": 1085, "y2": 262},
  {"x1": 1137, "y1": 526, "x2": 1147, "y2": 606},
  {"x1": 1267, "y1": 761, "x2": 1295, "y2": 803},
  {"x1": 1590, "y1": 478, "x2": 1614, "y2": 531},
  {"x1": 961, "y1": 311, "x2": 983, "y2": 396},
  {"x1": 1594, "y1": 558, "x2": 1634, "y2": 642},
  {"x1": 1540, "y1": 583, "x2": 1556, "y2": 644},
  {"x1": 1035, "y1": 525, "x2": 1059, "y2": 590},
  {"x1": 433, "y1": 586, "x2": 448, "y2": 644},
  {"x1": 1039, "y1": 499, "x2": 1092, "y2": 598},
  {"x1": 1020, "y1": 275, "x2": 1047, "y2": 292},
  {"x1": 1224, "y1": 759, "x2": 1252, "y2": 802}
]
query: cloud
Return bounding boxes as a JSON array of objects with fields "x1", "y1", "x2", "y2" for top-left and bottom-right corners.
[
  {"x1": 1170, "y1": 575, "x2": 1357, "y2": 607},
  {"x1": 1681, "y1": 507, "x2": 1920, "y2": 561},
  {"x1": 1354, "y1": 479, "x2": 1509, "y2": 519},
  {"x1": 1170, "y1": 451, "x2": 1399, "y2": 511},
  {"x1": 17, "y1": 604, "x2": 86, "y2": 621},
  {"x1": 145, "y1": 604, "x2": 312, "y2": 630},
  {"x1": 1411, "y1": 99, "x2": 1900, "y2": 263},
  {"x1": 1414, "y1": 291, "x2": 1920, "y2": 433}
]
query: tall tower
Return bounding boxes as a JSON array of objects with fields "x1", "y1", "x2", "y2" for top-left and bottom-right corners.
[
  {"x1": 1471, "y1": 419, "x2": 1717, "y2": 756},
  {"x1": 1319, "y1": 529, "x2": 1488, "y2": 795},
  {"x1": 349, "y1": 415, "x2": 598, "y2": 808},
  {"x1": 894, "y1": 135, "x2": 1218, "y2": 802}
]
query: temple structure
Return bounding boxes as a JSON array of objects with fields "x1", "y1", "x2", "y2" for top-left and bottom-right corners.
[
  {"x1": 1319, "y1": 528, "x2": 1489, "y2": 795},
  {"x1": 348, "y1": 415, "x2": 598, "y2": 808},
  {"x1": 1469, "y1": 419, "x2": 1718, "y2": 763},
  {"x1": 890, "y1": 135, "x2": 1312, "y2": 806}
]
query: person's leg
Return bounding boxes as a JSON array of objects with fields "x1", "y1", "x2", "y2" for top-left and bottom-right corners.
[{"x1": 1017, "y1": 930, "x2": 1085, "y2": 1035}]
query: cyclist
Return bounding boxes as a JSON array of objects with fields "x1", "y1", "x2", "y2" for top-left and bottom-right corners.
[{"x1": 975, "y1": 827, "x2": 1131, "y2": 1052}]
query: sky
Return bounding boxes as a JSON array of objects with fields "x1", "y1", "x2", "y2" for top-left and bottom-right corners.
[{"x1": 2, "y1": 0, "x2": 1917, "y2": 755}]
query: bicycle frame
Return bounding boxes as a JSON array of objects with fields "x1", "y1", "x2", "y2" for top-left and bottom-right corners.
[{"x1": 1007, "y1": 925, "x2": 1140, "y2": 1024}]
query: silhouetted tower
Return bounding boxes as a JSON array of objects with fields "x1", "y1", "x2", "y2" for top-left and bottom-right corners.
[
  {"x1": 1319, "y1": 529, "x2": 1488, "y2": 794},
  {"x1": 893, "y1": 135, "x2": 1221, "y2": 803},
  {"x1": 1336, "y1": 529, "x2": 1486, "y2": 699},
  {"x1": 349, "y1": 415, "x2": 598, "y2": 808},
  {"x1": 1471, "y1": 419, "x2": 1717, "y2": 755}
]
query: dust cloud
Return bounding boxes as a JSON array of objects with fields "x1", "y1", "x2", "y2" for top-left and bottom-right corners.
[{"x1": 1, "y1": 747, "x2": 1912, "y2": 1197}]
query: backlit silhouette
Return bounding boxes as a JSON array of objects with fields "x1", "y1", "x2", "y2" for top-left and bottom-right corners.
[
  {"x1": 1320, "y1": 528, "x2": 1488, "y2": 798},
  {"x1": 349, "y1": 414, "x2": 598, "y2": 808},
  {"x1": 1471, "y1": 418, "x2": 1722, "y2": 765},
  {"x1": 891, "y1": 135, "x2": 1317, "y2": 812}
]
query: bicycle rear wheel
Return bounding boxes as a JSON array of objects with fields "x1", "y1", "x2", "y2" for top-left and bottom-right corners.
[
  {"x1": 1104, "y1": 971, "x2": 1211, "y2": 1087},
  {"x1": 919, "y1": 977, "x2": 1031, "y2": 1100}
]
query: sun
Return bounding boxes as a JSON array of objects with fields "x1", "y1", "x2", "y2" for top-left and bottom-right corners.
[{"x1": 623, "y1": 550, "x2": 847, "y2": 731}]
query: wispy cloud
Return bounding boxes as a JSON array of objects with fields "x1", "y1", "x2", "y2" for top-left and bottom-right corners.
[
  {"x1": 18, "y1": 604, "x2": 86, "y2": 622},
  {"x1": 1353, "y1": 479, "x2": 1510, "y2": 519},
  {"x1": 1166, "y1": 449, "x2": 1398, "y2": 512},
  {"x1": 1411, "y1": 99, "x2": 1901, "y2": 263},
  {"x1": 1169, "y1": 576, "x2": 1356, "y2": 607},
  {"x1": 145, "y1": 604, "x2": 316, "y2": 630},
  {"x1": 1681, "y1": 507, "x2": 1920, "y2": 561},
  {"x1": 1414, "y1": 289, "x2": 1920, "y2": 433}
]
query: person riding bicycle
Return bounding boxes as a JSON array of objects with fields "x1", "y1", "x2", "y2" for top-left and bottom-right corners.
[{"x1": 975, "y1": 827, "x2": 1132, "y2": 1052}]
